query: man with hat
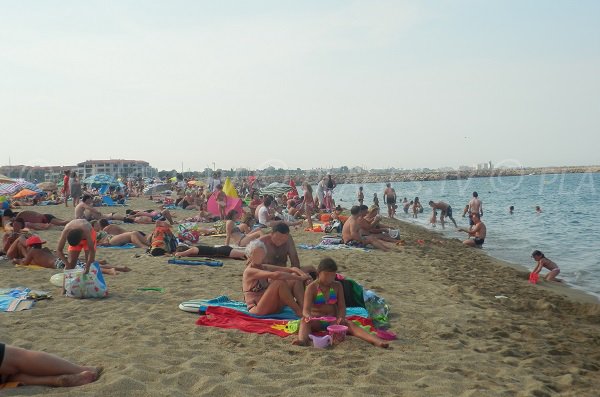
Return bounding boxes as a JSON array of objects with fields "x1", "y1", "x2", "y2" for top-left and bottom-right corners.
[{"x1": 13, "y1": 235, "x2": 63, "y2": 269}]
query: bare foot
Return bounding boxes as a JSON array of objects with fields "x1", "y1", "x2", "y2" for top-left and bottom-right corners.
[
  {"x1": 57, "y1": 370, "x2": 98, "y2": 387},
  {"x1": 373, "y1": 341, "x2": 389, "y2": 348},
  {"x1": 291, "y1": 338, "x2": 308, "y2": 346}
]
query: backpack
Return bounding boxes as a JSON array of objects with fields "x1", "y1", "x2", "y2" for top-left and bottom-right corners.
[{"x1": 148, "y1": 226, "x2": 178, "y2": 256}]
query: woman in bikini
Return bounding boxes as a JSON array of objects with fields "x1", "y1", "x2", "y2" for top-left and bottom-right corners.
[
  {"x1": 292, "y1": 257, "x2": 389, "y2": 348},
  {"x1": 91, "y1": 221, "x2": 149, "y2": 248},
  {"x1": 225, "y1": 210, "x2": 262, "y2": 247},
  {"x1": 242, "y1": 240, "x2": 310, "y2": 317}
]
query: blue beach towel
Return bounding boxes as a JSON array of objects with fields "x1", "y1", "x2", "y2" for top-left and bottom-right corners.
[
  {"x1": 168, "y1": 259, "x2": 223, "y2": 267},
  {"x1": 179, "y1": 295, "x2": 369, "y2": 319},
  {"x1": 99, "y1": 243, "x2": 137, "y2": 249}
]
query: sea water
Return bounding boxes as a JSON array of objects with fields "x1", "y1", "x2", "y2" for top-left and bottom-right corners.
[{"x1": 326, "y1": 173, "x2": 600, "y2": 300}]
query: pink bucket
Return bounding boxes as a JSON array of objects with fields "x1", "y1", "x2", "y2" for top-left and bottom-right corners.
[{"x1": 327, "y1": 324, "x2": 348, "y2": 344}]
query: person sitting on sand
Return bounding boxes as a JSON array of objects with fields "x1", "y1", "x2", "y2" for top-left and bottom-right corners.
[
  {"x1": 428, "y1": 200, "x2": 457, "y2": 228},
  {"x1": 13, "y1": 235, "x2": 131, "y2": 274},
  {"x1": 0, "y1": 342, "x2": 101, "y2": 387},
  {"x1": 174, "y1": 244, "x2": 246, "y2": 259},
  {"x1": 75, "y1": 195, "x2": 125, "y2": 222},
  {"x1": 260, "y1": 223, "x2": 301, "y2": 267},
  {"x1": 531, "y1": 250, "x2": 560, "y2": 282},
  {"x1": 292, "y1": 257, "x2": 389, "y2": 348},
  {"x1": 458, "y1": 213, "x2": 486, "y2": 248},
  {"x1": 342, "y1": 206, "x2": 400, "y2": 252},
  {"x1": 2, "y1": 218, "x2": 31, "y2": 260},
  {"x1": 256, "y1": 196, "x2": 302, "y2": 228},
  {"x1": 91, "y1": 220, "x2": 150, "y2": 248},
  {"x1": 225, "y1": 210, "x2": 262, "y2": 247},
  {"x1": 243, "y1": 240, "x2": 311, "y2": 317}
]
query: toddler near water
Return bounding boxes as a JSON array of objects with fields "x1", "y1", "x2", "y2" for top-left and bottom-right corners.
[
  {"x1": 531, "y1": 250, "x2": 561, "y2": 282},
  {"x1": 292, "y1": 258, "x2": 388, "y2": 348}
]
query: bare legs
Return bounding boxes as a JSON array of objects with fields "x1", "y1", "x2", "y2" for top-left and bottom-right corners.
[
  {"x1": 0, "y1": 345, "x2": 101, "y2": 387},
  {"x1": 248, "y1": 280, "x2": 302, "y2": 317}
]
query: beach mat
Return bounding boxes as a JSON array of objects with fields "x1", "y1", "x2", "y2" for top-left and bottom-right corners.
[
  {"x1": 168, "y1": 259, "x2": 223, "y2": 267},
  {"x1": 99, "y1": 243, "x2": 137, "y2": 249},
  {"x1": 180, "y1": 295, "x2": 368, "y2": 319},
  {"x1": 196, "y1": 306, "x2": 380, "y2": 338}
]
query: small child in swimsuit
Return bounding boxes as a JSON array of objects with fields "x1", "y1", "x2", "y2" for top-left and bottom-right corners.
[
  {"x1": 531, "y1": 250, "x2": 561, "y2": 282},
  {"x1": 292, "y1": 258, "x2": 389, "y2": 348},
  {"x1": 214, "y1": 185, "x2": 227, "y2": 220},
  {"x1": 429, "y1": 209, "x2": 437, "y2": 228}
]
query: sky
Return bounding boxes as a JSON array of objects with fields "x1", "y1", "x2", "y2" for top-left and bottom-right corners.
[{"x1": 1, "y1": 1, "x2": 599, "y2": 172}]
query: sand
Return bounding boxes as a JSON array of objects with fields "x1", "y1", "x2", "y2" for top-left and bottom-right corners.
[{"x1": 2, "y1": 198, "x2": 600, "y2": 396}]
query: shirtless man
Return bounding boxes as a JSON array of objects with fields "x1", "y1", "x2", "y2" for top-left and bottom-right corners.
[
  {"x1": 342, "y1": 206, "x2": 399, "y2": 252},
  {"x1": 57, "y1": 219, "x2": 97, "y2": 274},
  {"x1": 383, "y1": 183, "x2": 396, "y2": 218},
  {"x1": 259, "y1": 223, "x2": 300, "y2": 268},
  {"x1": 466, "y1": 191, "x2": 483, "y2": 229},
  {"x1": 75, "y1": 195, "x2": 124, "y2": 222},
  {"x1": 2, "y1": 218, "x2": 29, "y2": 259},
  {"x1": 11, "y1": 210, "x2": 68, "y2": 229},
  {"x1": 428, "y1": 200, "x2": 457, "y2": 229},
  {"x1": 459, "y1": 213, "x2": 486, "y2": 248},
  {"x1": 124, "y1": 209, "x2": 176, "y2": 225}
]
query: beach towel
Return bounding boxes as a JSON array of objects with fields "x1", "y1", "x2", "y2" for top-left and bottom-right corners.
[
  {"x1": 297, "y1": 243, "x2": 370, "y2": 252},
  {"x1": 168, "y1": 259, "x2": 223, "y2": 267},
  {"x1": 180, "y1": 295, "x2": 369, "y2": 319},
  {"x1": 102, "y1": 195, "x2": 125, "y2": 206},
  {"x1": 196, "y1": 307, "x2": 391, "y2": 339},
  {"x1": 98, "y1": 243, "x2": 137, "y2": 249},
  {"x1": 0, "y1": 288, "x2": 34, "y2": 312},
  {"x1": 15, "y1": 264, "x2": 47, "y2": 270}
]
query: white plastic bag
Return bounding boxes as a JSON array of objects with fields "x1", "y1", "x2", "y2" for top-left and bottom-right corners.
[{"x1": 64, "y1": 262, "x2": 108, "y2": 299}]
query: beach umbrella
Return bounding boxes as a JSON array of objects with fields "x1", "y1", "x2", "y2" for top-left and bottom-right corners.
[
  {"x1": 0, "y1": 180, "x2": 42, "y2": 196},
  {"x1": 83, "y1": 174, "x2": 118, "y2": 186},
  {"x1": 259, "y1": 182, "x2": 293, "y2": 197},
  {"x1": 142, "y1": 183, "x2": 172, "y2": 196},
  {"x1": 222, "y1": 177, "x2": 239, "y2": 198},
  {"x1": 37, "y1": 182, "x2": 57, "y2": 191},
  {"x1": 12, "y1": 189, "x2": 39, "y2": 199},
  {"x1": 0, "y1": 174, "x2": 15, "y2": 184},
  {"x1": 207, "y1": 193, "x2": 243, "y2": 218}
]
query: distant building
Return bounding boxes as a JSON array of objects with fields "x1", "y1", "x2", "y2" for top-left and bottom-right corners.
[
  {"x1": 76, "y1": 160, "x2": 157, "y2": 180},
  {"x1": 0, "y1": 159, "x2": 157, "y2": 182}
]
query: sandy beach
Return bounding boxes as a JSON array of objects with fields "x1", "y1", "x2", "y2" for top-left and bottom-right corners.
[{"x1": 2, "y1": 198, "x2": 600, "y2": 397}]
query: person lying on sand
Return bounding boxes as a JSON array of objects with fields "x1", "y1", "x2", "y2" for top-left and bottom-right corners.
[
  {"x1": 243, "y1": 240, "x2": 310, "y2": 317},
  {"x1": 225, "y1": 210, "x2": 262, "y2": 247},
  {"x1": 531, "y1": 250, "x2": 561, "y2": 282},
  {"x1": 292, "y1": 257, "x2": 388, "y2": 348},
  {"x1": 2, "y1": 219, "x2": 30, "y2": 259},
  {"x1": 14, "y1": 235, "x2": 130, "y2": 274},
  {"x1": 124, "y1": 209, "x2": 176, "y2": 225},
  {"x1": 0, "y1": 342, "x2": 102, "y2": 388},
  {"x1": 174, "y1": 244, "x2": 246, "y2": 259},
  {"x1": 91, "y1": 221, "x2": 150, "y2": 248},
  {"x1": 4, "y1": 209, "x2": 68, "y2": 230}
]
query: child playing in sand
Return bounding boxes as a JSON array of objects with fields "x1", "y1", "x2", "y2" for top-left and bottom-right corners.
[
  {"x1": 293, "y1": 258, "x2": 389, "y2": 348},
  {"x1": 531, "y1": 250, "x2": 560, "y2": 282}
]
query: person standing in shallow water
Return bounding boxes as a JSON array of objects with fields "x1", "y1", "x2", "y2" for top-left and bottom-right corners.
[{"x1": 383, "y1": 183, "x2": 396, "y2": 218}]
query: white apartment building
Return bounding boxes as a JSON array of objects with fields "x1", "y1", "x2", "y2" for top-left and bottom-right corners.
[{"x1": 75, "y1": 160, "x2": 158, "y2": 180}]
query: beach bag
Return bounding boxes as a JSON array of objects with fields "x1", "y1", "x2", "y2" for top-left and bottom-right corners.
[
  {"x1": 177, "y1": 222, "x2": 201, "y2": 244},
  {"x1": 364, "y1": 290, "x2": 390, "y2": 329},
  {"x1": 63, "y1": 262, "x2": 108, "y2": 299},
  {"x1": 324, "y1": 220, "x2": 342, "y2": 233},
  {"x1": 149, "y1": 226, "x2": 178, "y2": 256}
]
